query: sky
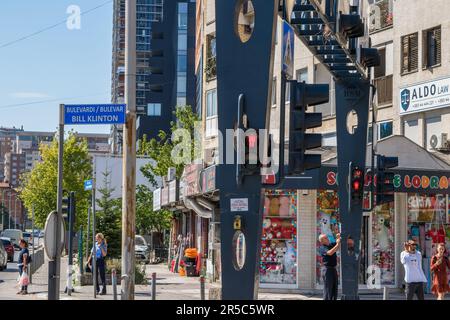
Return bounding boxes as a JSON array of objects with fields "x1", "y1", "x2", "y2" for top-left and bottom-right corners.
[{"x1": 0, "y1": 0, "x2": 114, "y2": 134}]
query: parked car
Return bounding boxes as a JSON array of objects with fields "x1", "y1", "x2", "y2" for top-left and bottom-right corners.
[
  {"x1": 135, "y1": 235, "x2": 150, "y2": 263},
  {"x1": 39, "y1": 230, "x2": 45, "y2": 238},
  {"x1": 0, "y1": 237, "x2": 14, "y2": 262},
  {"x1": 0, "y1": 240, "x2": 8, "y2": 270},
  {"x1": 23, "y1": 232, "x2": 32, "y2": 244},
  {"x1": 0, "y1": 229, "x2": 23, "y2": 249},
  {"x1": 33, "y1": 230, "x2": 40, "y2": 238}
]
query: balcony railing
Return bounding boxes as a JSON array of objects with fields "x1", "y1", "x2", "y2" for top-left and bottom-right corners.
[
  {"x1": 369, "y1": 0, "x2": 393, "y2": 33},
  {"x1": 374, "y1": 75, "x2": 393, "y2": 106}
]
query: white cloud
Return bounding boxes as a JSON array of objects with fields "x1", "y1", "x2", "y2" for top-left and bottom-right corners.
[{"x1": 10, "y1": 92, "x2": 51, "y2": 99}]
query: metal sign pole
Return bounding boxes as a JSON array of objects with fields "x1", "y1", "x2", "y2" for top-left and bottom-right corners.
[
  {"x1": 92, "y1": 161, "x2": 97, "y2": 298},
  {"x1": 48, "y1": 104, "x2": 64, "y2": 300},
  {"x1": 30, "y1": 206, "x2": 34, "y2": 283}
]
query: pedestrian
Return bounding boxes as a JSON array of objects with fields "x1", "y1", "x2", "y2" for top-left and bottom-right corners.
[
  {"x1": 17, "y1": 239, "x2": 30, "y2": 295},
  {"x1": 318, "y1": 233, "x2": 341, "y2": 300},
  {"x1": 401, "y1": 240, "x2": 427, "y2": 300},
  {"x1": 88, "y1": 233, "x2": 107, "y2": 295},
  {"x1": 430, "y1": 243, "x2": 450, "y2": 300}
]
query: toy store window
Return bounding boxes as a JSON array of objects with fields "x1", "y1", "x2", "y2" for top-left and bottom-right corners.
[
  {"x1": 260, "y1": 190, "x2": 298, "y2": 286},
  {"x1": 407, "y1": 193, "x2": 448, "y2": 259}
]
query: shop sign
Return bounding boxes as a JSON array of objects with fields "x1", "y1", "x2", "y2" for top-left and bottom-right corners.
[
  {"x1": 168, "y1": 180, "x2": 179, "y2": 203},
  {"x1": 182, "y1": 163, "x2": 201, "y2": 197},
  {"x1": 153, "y1": 188, "x2": 161, "y2": 211},
  {"x1": 201, "y1": 165, "x2": 216, "y2": 193},
  {"x1": 399, "y1": 76, "x2": 450, "y2": 115},
  {"x1": 325, "y1": 170, "x2": 450, "y2": 194},
  {"x1": 161, "y1": 186, "x2": 169, "y2": 206},
  {"x1": 230, "y1": 198, "x2": 248, "y2": 212}
]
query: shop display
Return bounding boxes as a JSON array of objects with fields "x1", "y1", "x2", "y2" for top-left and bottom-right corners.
[
  {"x1": 316, "y1": 190, "x2": 340, "y2": 286},
  {"x1": 260, "y1": 190, "x2": 297, "y2": 285},
  {"x1": 371, "y1": 203, "x2": 395, "y2": 285}
]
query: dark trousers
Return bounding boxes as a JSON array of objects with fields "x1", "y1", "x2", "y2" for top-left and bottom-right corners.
[
  {"x1": 323, "y1": 267, "x2": 338, "y2": 300},
  {"x1": 18, "y1": 265, "x2": 28, "y2": 291},
  {"x1": 96, "y1": 258, "x2": 106, "y2": 293},
  {"x1": 406, "y1": 282, "x2": 424, "y2": 300}
]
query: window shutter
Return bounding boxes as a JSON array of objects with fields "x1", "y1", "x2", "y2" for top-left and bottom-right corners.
[
  {"x1": 401, "y1": 35, "x2": 409, "y2": 74},
  {"x1": 410, "y1": 33, "x2": 418, "y2": 72},
  {"x1": 435, "y1": 27, "x2": 441, "y2": 65},
  {"x1": 422, "y1": 30, "x2": 428, "y2": 69}
]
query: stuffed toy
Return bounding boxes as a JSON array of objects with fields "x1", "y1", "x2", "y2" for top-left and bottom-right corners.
[
  {"x1": 376, "y1": 216, "x2": 390, "y2": 251},
  {"x1": 283, "y1": 241, "x2": 296, "y2": 274},
  {"x1": 263, "y1": 197, "x2": 271, "y2": 216},
  {"x1": 279, "y1": 196, "x2": 290, "y2": 216},
  {"x1": 262, "y1": 218, "x2": 271, "y2": 230},
  {"x1": 319, "y1": 212, "x2": 334, "y2": 242},
  {"x1": 269, "y1": 197, "x2": 280, "y2": 216}
]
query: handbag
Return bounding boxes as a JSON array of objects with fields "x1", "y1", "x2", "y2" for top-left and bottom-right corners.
[{"x1": 85, "y1": 262, "x2": 92, "y2": 273}]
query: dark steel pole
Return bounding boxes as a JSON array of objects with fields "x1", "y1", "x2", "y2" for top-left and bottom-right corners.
[
  {"x1": 151, "y1": 272, "x2": 156, "y2": 300},
  {"x1": 200, "y1": 275, "x2": 205, "y2": 300},
  {"x1": 67, "y1": 192, "x2": 75, "y2": 295}
]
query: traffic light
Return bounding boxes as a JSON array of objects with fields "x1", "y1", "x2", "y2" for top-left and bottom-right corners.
[
  {"x1": 350, "y1": 165, "x2": 364, "y2": 205},
  {"x1": 376, "y1": 155, "x2": 399, "y2": 205},
  {"x1": 287, "y1": 81, "x2": 329, "y2": 174},
  {"x1": 62, "y1": 193, "x2": 70, "y2": 223}
]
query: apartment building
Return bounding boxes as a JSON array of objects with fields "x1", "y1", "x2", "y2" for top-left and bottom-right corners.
[
  {"x1": 110, "y1": 0, "x2": 197, "y2": 153},
  {"x1": 0, "y1": 127, "x2": 24, "y2": 182}
]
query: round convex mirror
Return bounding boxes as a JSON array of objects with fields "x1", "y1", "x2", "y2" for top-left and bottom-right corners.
[{"x1": 232, "y1": 230, "x2": 247, "y2": 270}]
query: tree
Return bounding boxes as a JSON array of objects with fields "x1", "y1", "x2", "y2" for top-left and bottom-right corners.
[
  {"x1": 19, "y1": 131, "x2": 92, "y2": 230},
  {"x1": 95, "y1": 169, "x2": 122, "y2": 258},
  {"x1": 138, "y1": 105, "x2": 201, "y2": 186},
  {"x1": 136, "y1": 184, "x2": 172, "y2": 243}
]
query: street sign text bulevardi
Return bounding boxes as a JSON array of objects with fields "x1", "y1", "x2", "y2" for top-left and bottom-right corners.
[{"x1": 64, "y1": 104, "x2": 126, "y2": 125}]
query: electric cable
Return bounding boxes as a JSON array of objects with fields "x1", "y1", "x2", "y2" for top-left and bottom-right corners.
[{"x1": 0, "y1": 0, "x2": 113, "y2": 50}]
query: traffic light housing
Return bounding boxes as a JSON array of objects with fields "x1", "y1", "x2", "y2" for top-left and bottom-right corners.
[
  {"x1": 350, "y1": 165, "x2": 364, "y2": 204},
  {"x1": 376, "y1": 155, "x2": 399, "y2": 205},
  {"x1": 62, "y1": 193, "x2": 70, "y2": 223},
  {"x1": 288, "y1": 81, "x2": 329, "y2": 174}
]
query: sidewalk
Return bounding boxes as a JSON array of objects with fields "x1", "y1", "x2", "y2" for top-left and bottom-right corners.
[{"x1": 1, "y1": 258, "x2": 447, "y2": 300}]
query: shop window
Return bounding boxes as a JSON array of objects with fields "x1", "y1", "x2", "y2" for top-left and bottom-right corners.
[
  {"x1": 423, "y1": 26, "x2": 441, "y2": 69},
  {"x1": 371, "y1": 202, "x2": 395, "y2": 285},
  {"x1": 401, "y1": 33, "x2": 418, "y2": 75},
  {"x1": 316, "y1": 190, "x2": 340, "y2": 286},
  {"x1": 271, "y1": 77, "x2": 277, "y2": 107},
  {"x1": 260, "y1": 190, "x2": 297, "y2": 286}
]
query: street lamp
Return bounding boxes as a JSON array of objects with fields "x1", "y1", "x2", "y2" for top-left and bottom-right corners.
[
  {"x1": 1, "y1": 189, "x2": 7, "y2": 231},
  {"x1": 15, "y1": 198, "x2": 22, "y2": 230},
  {"x1": 8, "y1": 192, "x2": 12, "y2": 229}
]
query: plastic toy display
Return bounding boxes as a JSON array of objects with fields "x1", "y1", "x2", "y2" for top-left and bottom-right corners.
[{"x1": 260, "y1": 190, "x2": 297, "y2": 285}]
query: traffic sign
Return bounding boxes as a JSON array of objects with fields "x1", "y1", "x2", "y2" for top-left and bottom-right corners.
[
  {"x1": 84, "y1": 180, "x2": 93, "y2": 191},
  {"x1": 64, "y1": 104, "x2": 126, "y2": 125},
  {"x1": 43, "y1": 211, "x2": 66, "y2": 261}
]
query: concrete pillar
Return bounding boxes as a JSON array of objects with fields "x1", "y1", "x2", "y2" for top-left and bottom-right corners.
[{"x1": 395, "y1": 193, "x2": 407, "y2": 288}]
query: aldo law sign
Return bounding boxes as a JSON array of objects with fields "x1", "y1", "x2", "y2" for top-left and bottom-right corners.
[
  {"x1": 399, "y1": 76, "x2": 450, "y2": 115},
  {"x1": 64, "y1": 104, "x2": 126, "y2": 125}
]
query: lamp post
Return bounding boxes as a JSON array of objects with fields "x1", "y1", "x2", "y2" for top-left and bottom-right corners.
[
  {"x1": 8, "y1": 192, "x2": 12, "y2": 229},
  {"x1": 1, "y1": 189, "x2": 7, "y2": 231}
]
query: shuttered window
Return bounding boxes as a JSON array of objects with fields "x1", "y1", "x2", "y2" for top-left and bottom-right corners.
[
  {"x1": 423, "y1": 26, "x2": 441, "y2": 68},
  {"x1": 401, "y1": 33, "x2": 418, "y2": 74}
]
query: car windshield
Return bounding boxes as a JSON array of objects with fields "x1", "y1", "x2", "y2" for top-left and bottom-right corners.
[
  {"x1": 23, "y1": 233, "x2": 31, "y2": 237},
  {"x1": 135, "y1": 237, "x2": 146, "y2": 246}
]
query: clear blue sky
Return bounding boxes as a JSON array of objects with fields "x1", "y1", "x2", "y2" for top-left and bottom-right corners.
[{"x1": 0, "y1": 0, "x2": 114, "y2": 134}]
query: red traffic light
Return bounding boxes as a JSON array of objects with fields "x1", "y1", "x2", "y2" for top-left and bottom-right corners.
[
  {"x1": 247, "y1": 134, "x2": 257, "y2": 149},
  {"x1": 353, "y1": 180, "x2": 361, "y2": 191}
]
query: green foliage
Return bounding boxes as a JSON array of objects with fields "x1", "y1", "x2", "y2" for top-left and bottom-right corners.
[
  {"x1": 106, "y1": 258, "x2": 147, "y2": 284},
  {"x1": 95, "y1": 169, "x2": 122, "y2": 259},
  {"x1": 136, "y1": 184, "x2": 172, "y2": 237},
  {"x1": 138, "y1": 106, "x2": 201, "y2": 186},
  {"x1": 19, "y1": 131, "x2": 92, "y2": 230}
]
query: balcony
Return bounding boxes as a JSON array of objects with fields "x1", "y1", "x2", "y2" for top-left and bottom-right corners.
[
  {"x1": 205, "y1": 56, "x2": 216, "y2": 82},
  {"x1": 369, "y1": 0, "x2": 393, "y2": 33},
  {"x1": 374, "y1": 75, "x2": 393, "y2": 106}
]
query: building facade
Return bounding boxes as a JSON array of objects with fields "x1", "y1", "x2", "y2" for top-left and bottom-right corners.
[{"x1": 110, "y1": 0, "x2": 197, "y2": 152}]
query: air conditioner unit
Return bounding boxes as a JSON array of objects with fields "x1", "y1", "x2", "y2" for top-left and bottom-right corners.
[
  {"x1": 440, "y1": 133, "x2": 449, "y2": 149},
  {"x1": 430, "y1": 133, "x2": 450, "y2": 150}
]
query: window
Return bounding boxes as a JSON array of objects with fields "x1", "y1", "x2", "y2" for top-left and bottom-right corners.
[
  {"x1": 178, "y1": 3, "x2": 188, "y2": 29},
  {"x1": 401, "y1": 33, "x2": 418, "y2": 74},
  {"x1": 178, "y1": 33, "x2": 187, "y2": 51},
  {"x1": 206, "y1": 89, "x2": 218, "y2": 137},
  {"x1": 147, "y1": 103, "x2": 161, "y2": 116},
  {"x1": 378, "y1": 121, "x2": 393, "y2": 140},
  {"x1": 271, "y1": 77, "x2": 277, "y2": 107},
  {"x1": 368, "y1": 126, "x2": 373, "y2": 144},
  {"x1": 423, "y1": 26, "x2": 441, "y2": 69},
  {"x1": 296, "y1": 68, "x2": 308, "y2": 83},
  {"x1": 374, "y1": 47, "x2": 386, "y2": 78}
]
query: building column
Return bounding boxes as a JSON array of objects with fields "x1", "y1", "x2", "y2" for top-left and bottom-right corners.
[
  {"x1": 395, "y1": 192, "x2": 407, "y2": 288},
  {"x1": 297, "y1": 189, "x2": 317, "y2": 290}
]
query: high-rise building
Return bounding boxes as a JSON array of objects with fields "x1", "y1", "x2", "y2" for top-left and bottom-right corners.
[
  {"x1": 110, "y1": 0, "x2": 196, "y2": 153},
  {"x1": 0, "y1": 127, "x2": 24, "y2": 182}
]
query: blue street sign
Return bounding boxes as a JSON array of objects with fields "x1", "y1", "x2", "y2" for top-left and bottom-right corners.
[
  {"x1": 282, "y1": 20, "x2": 294, "y2": 79},
  {"x1": 64, "y1": 104, "x2": 126, "y2": 125},
  {"x1": 84, "y1": 180, "x2": 93, "y2": 191}
]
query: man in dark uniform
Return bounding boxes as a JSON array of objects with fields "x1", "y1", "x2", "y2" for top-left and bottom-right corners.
[{"x1": 319, "y1": 233, "x2": 341, "y2": 300}]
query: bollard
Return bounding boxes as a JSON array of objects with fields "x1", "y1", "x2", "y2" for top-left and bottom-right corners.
[
  {"x1": 151, "y1": 272, "x2": 156, "y2": 300},
  {"x1": 383, "y1": 286, "x2": 389, "y2": 300},
  {"x1": 112, "y1": 269, "x2": 118, "y2": 300},
  {"x1": 200, "y1": 275, "x2": 205, "y2": 300}
]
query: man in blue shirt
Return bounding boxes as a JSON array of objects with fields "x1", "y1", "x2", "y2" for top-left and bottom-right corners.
[
  {"x1": 88, "y1": 233, "x2": 107, "y2": 295},
  {"x1": 319, "y1": 233, "x2": 341, "y2": 300}
]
